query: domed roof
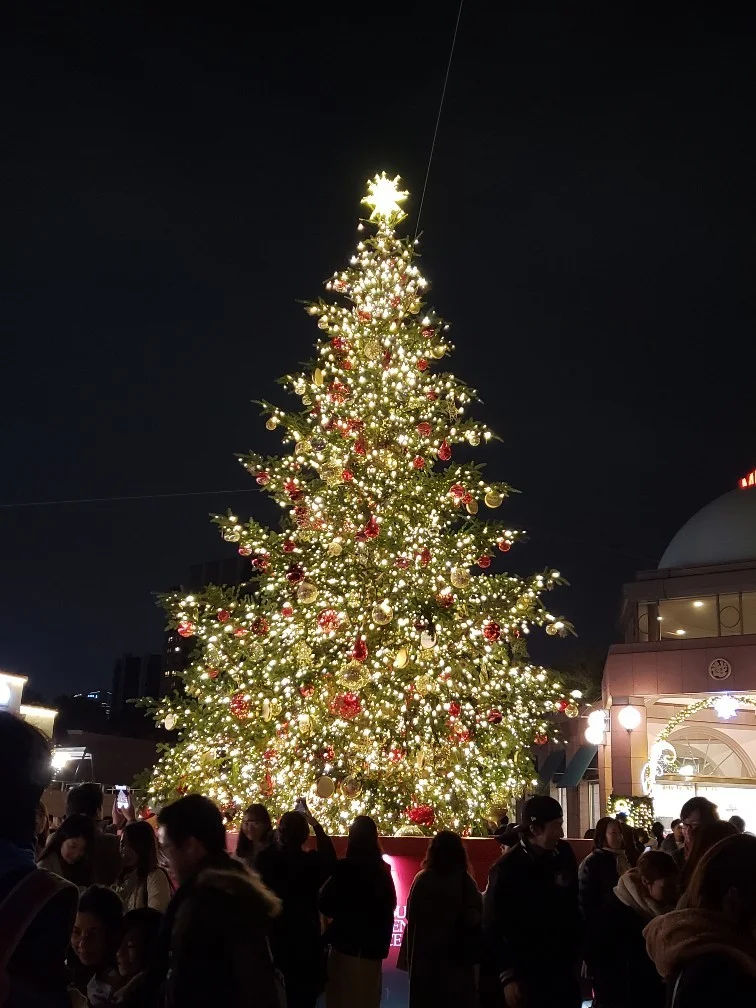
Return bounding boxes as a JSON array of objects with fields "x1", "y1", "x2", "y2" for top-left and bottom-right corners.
[{"x1": 659, "y1": 483, "x2": 756, "y2": 569}]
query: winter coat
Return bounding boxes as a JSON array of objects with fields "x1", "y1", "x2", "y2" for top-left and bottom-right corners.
[
  {"x1": 113, "y1": 867, "x2": 172, "y2": 911},
  {"x1": 644, "y1": 907, "x2": 756, "y2": 1007},
  {"x1": 91, "y1": 831, "x2": 123, "y2": 887},
  {"x1": 586, "y1": 868, "x2": 671, "y2": 1008},
  {"x1": 481, "y1": 836, "x2": 581, "y2": 1006},
  {"x1": 399, "y1": 868, "x2": 482, "y2": 1008},
  {"x1": 165, "y1": 865, "x2": 282, "y2": 1008},
  {"x1": 578, "y1": 848, "x2": 623, "y2": 926},
  {"x1": 319, "y1": 857, "x2": 397, "y2": 960}
]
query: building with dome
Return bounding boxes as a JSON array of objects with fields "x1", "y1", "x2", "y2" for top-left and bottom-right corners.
[{"x1": 594, "y1": 468, "x2": 756, "y2": 832}]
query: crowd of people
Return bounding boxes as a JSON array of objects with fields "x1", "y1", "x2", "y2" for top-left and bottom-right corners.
[{"x1": 5, "y1": 708, "x2": 756, "y2": 1007}]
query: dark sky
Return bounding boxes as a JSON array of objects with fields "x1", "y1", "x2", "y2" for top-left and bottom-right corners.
[{"x1": 1, "y1": 4, "x2": 755, "y2": 699}]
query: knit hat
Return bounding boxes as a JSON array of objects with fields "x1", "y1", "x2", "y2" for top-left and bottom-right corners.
[{"x1": 522, "y1": 795, "x2": 563, "y2": 827}]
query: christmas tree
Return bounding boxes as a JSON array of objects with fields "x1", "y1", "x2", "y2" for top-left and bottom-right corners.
[{"x1": 148, "y1": 174, "x2": 573, "y2": 834}]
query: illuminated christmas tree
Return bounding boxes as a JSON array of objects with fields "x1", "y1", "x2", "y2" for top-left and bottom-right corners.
[{"x1": 148, "y1": 174, "x2": 574, "y2": 834}]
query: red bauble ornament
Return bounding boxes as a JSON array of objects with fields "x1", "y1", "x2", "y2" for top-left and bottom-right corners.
[
  {"x1": 416, "y1": 358, "x2": 429, "y2": 371},
  {"x1": 331, "y1": 335, "x2": 346, "y2": 349},
  {"x1": 329, "y1": 380, "x2": 351, "y2": 404},
  {"x1": 299, "y1": 683, "x2": 315, "y2": 698},
  {"x1": 487, "y1": 710, "x2": 503, "y2": 724},
  {"x1": 449, "y1": 483, "x2": 465, "y2": 500},
  {"x1": 534, "y1": 733, "x2": 549, "y2": 746},
  {"x1": 283, "y1": 479, "x2": 298, "y2": 495},
  {"x1": 438, "y1": 441, "x2": 452, "y2": 462},
  {"x1": 363, "y1": 515, "x2": 380, "y2": 540},
  {"x1": 416, "y1": 422, "x2": 432, "y2": 437},
  {"x1": 282, "y1": 602, "x2": 294, "y2": 618},
  {"x1": 233, "y1": 627, "x2": 248, "y2": 638},
  {"x1": 427, "y1": 391, "x2": 438, "y2": 401},
  {"x1": 555, "y1": 699, "x2": 569, "y2": 713},
  {"x1": 261, "y1": 772, "x2": 274, "y2": 797},
  {"x1": 421, "y1": 327, "x2": 435, "y2": 339},
  {"x1": 477, "y1": 555, "x2": 492, "y2": 568},
  {"x1": 342, "y1": 469, "x2": 354, "y2": 482},
  {"x1": 330, "y1": 692, "x2": 362, "y2": 720},
  {"x1": 216, "y1": 610, "x2": 230, "y2": 622},
  {"x1": 354, "y1": 438, "x2": 367, "y2": 456},
  {"x1": 482, "y1": 620, "x2": 501, "y2": 642},
  {"x1": 177, "y1": 621, "x2": 195, "y2": 638},
  {"x1": 230, "y1": 692, "x2": 251, "y2": 719},
  {"x1": 341, "y1": 358, "x2": 353, "y2": 371},
  {"x1": 252, "y1": 616, "x2": 270, "y2": 636},
  {"x1": 357, "y1": 309, "x2": 372, "y2": 322},
  {"x1": 256, "y1": 471, "x2": 270, "y2": 485},
  {"x1": 418, "y1": 547, "x2": 432, "y2": 566},
  {"x1": 286, "y1": 564, "x2": 305, "y2": 584},
  {"x1": 390, "y1": 294, "x2": 402, "y2": 308},
  {"x1": 238, "y1": 546, "x2": 253, "y2": 557},
  {"x1": 263, "y1": 748, "x2": 277, "y2": 761},
  {"x1": 317, "y1": 608, "x2": 342, "y2": 633},
  {"x1": 352, "y1": 637, "x2": 368, "y2": 662},
  {"x1": 389, "y1": 747, "x2": 404, "y2": 763},
  {"x1": 323, "y1": 746, "x2": 335, "y2": 761},
  {"x1": 436, "y1": 590, "x2": 455, "y2": 608},
  {"x1": 406, "y1": 804, "x2": 435, "y2": 827},
  {"x1": 283, "y1": 539, "x2": 296, "y2": 553},
  {"x1": 452, "y1": 728, "x2": 472, "y2": 744},
  {"x1": 498, "y1": 540, "x2": 512, "y2": 553},
  {"x1": 449, "y1": 701, "x2": 461, "y2": 718},
  {"x1": 382, "y1": 350, "x2": 392, "y2": 369},
  {"x1": 395, "y1": 556, "x2": 410, "y2": 569},
  {"x1": 251, "y1": 552, "x2": 270, "y2": 571},
  {"x1": 412, "y1": 456, "x2": 426, "y2": 470},
  {"x1": 208, "y1": 668, "x2": 220, "y2": 679}
]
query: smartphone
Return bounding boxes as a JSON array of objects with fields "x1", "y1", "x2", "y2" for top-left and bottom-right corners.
[
  {"x1": 116, "y1": 786, "x2": 130, "y2": 810},
  {"x1": 294, "y1": 797, "x2": 307, "y2": 815}
]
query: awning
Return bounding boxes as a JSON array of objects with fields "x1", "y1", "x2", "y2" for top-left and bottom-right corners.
[
  {"x1": 560, "y1": 744, "x2": 598, "y2": 788},
  {"x1": 537, "y1": 749, "x2": 566, "y2": 786}
]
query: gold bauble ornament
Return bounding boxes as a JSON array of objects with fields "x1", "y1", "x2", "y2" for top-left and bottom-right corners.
[
  {"x1": 297, "y1": 713, "x2": 312, "y2": 736},
  {"x1": 313, "y1": 368, "x2": 324, "y2": 387},
  {"x1": 320, "y1": 464, "x2": 343, "y2": 487},
  {"x1": 414, "y1": 672, "x2": 436, "y2": 696},
  {"x1": 342, "y1": 776, "x2": 362, "y2": 798},
  {"x1": 484, "y1": 491, "x2": 504, "y2": 508},
  {"x1": 466, "y1": 430, "x2": 480, "y2": 446},
  {"x1": 163, "y1": 713, "x2": 176, "y2": 731},
  {"x1": 327, "y1": 541, "x2": 343, "y2": 557},
  {"x1": 431, "y1": 344, "x2": 446, "y2": 359},
  {"x1": 345, "y1": 591, "x2": 362, "y2": 610},
  {"x1": 297, "y1": 440, "x2": 312, "y2": 455},
  {"x1": 545, "y1": 623, "x2": 559, "y2": 636},
  {"x1": 393, "y1": 648, "x2": 409, "y2": 669},
  {"x1": 317, "y1": 317, "x2": 330, "y2": 330},
  {"x1": 408, "y1": 300, "x2": 421, "y2": 314},
  {"x1": 261, "y1": 697, "x2": 282, "y2": 722},
  {"x1": 316, "y1": 775, "x2": 335, "y2": 798},
  {"x1": 265, "y1": 417, "x2": 278, "y2": 431},
  {"x1": 340, "y1": 660, "x2": 369, "y2": 689},
  {"x1": 363, "y1": 339, "x2": 382, "y2": 361},
  {"x1": 298, "y1": 529, "x2": 317, "y2": 543},
  {"x1": 450, "y1": 566, "x2": 471, "y2": 590},
  {"x1": 293, "y1": 641, "x2": 314, "y2": 668},
  {"x1": 372, "y1": 602, "x2": 393, "y2": 626},
  {"x1": 565, "y1": 702, "x2": 580, "y2": 719},
  {"x1": 297, "y1": 581, "x2": 319, "y2": 604},
  {"x1": 465, "y1": 499, "x2": 479, "y2": 515}
]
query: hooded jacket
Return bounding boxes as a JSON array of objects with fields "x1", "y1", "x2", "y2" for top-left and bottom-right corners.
[{"x1": 645, "y1": 908, "x2": 756, "y2": 1008}]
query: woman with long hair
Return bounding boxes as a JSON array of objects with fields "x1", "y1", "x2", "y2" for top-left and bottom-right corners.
[
  {"x1": 399, "y1": 831, "x2": 482, "y2": 1008},
  {"x1": 69, "y1": 884, "x2": 125, "y2": 1005},
  {"x1": 319, "y1": 816, "x2": 397, "y2": 1008},
  {"x1": 37, "y1": 813, "x2": 95, "y2": 889},
  {"x1": 645, "y1": 834, "x2": 756, "y2": 1004},
  {"x1": 578, "y1": 816, "x2": 626, "y2": 928},
  {"x1": 235, "y1": 803, "x2": 274, "y2": 868},
  {"x1": 677, "y1": 819, "x2": 737, "y2": 905},
  {"x1": 113, "y1": 820, "x2": 172, "y2": 911}
]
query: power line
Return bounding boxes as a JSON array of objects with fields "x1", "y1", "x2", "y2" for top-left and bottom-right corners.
[{"x1": 415, "y1": 0, "x2": 465, "y2": 236}]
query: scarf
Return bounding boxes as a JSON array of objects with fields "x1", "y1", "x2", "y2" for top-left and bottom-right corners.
[
  {"x1": 613, "y1": 868, "x2": 668, "y2": 920},
  {"x1": 644, "y1": 907, "x2": 756, "y2": 979}
]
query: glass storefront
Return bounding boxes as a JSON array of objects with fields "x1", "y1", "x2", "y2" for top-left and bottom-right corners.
[
  {"x1": 638, "y1": 591, "x2": 756, "y2": 641},
  {"x1": 653, "y1": 781, "x2": 756, "y2": 830}
]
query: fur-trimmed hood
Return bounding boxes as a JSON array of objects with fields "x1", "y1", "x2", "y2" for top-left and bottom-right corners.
[{"x1": 644, "y1": 908, "x2": 756, "y2": 979}]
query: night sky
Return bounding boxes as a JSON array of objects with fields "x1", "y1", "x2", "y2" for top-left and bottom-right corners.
[{"x1": 2, "y1": 5, "x2": 755, "y2": 699}]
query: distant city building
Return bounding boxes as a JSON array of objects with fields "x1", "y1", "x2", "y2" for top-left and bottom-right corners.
[
  {"x1": 111, "y1": 656, "x2": 161, "y2": 714},
  {"x1": 73, "y1": 689, "x2": 113, "y2": 717}
]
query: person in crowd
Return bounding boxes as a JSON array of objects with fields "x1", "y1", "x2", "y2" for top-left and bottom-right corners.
[
  {"x1": 729, "y1": 814, "x2": 746, "y2": 833},
  {"x1": 69, "y1": 884, "x2": 125, "y2": 1006},
  {"x1": 257, "y1": 801, "x2": 337, "y2": 1008},
  {"x1": 400, "y1": 830, "x2": 482, "y2": 1008},
  {"x1": 235, "y1": 803, "x2": 275, "y2": 869},
  {"x1": 113, "y1": 820, "x2": 172, "y2": 911},
  {"x1": 37, "y1": 812, "x2": 96, "y2": 888},
  {"x1": 677, "y1": 820, "x2": 737, "y2": 905},
  {"x1": 319, "y1": 815, "x2": 397, "y2": 1008},
  {"x1": 635, "y1": 829, "x2": 651, "y2": 851},
  {"x1": 649, "y1": 821, "x2": 665, "y2": 850},
  {"x1": 578, "y1": 816, "x2": 626, "y2": 927},
  {"x1": 614, "y1": 812, "x2": 641, "y2": 867},
  {"x1": 0, "y1": 712, "x2": 79, "y2": 1006},
  {"x1": 672, "y1": 796, "x2": 719, "y2": 868},
  {"x1": 113, "y1": 906, "x2": 163, "y2": 1004},
  {"x1": 587, "y1": 850, "x2": 678, "y2": 1008},
  {"x1": 35, "y1": 800, "x2": 50, "y2": 857},
  {"x1": 583, "y1": 828, "x2": 596, "y2": 841},
  {"x1": 661, "y1": 818, "x2": 683, "y2": 854},
  {"x1": 151, "y1": 793, "x2": 283, "y2": 1008},
  {"x1": 482, "y1": 795, "x2": 581, "y2": 1008},
  {"x1": 66, "y1": 782, "x2": 123, "y2": 886},
  {"x1": 645, "y1": 834, "x2": 756, "y2": 1004}
]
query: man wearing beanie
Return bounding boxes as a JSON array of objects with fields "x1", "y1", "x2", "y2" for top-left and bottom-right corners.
[{"x1": 481, "y1": 795, "x2": 582, "y2": 1007}]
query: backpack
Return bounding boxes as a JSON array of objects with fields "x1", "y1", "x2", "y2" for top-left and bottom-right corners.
[{"x1": 0, "y1": 868, "x2": 71, "y2": 1006}]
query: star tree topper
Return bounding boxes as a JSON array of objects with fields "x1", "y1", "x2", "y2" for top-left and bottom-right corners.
[{"x1": 362, "y1": 172, "x2": 409, "y2": 223}]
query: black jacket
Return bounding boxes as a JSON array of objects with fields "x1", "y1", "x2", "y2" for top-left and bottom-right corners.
[
  {"x1": 578, "y1": 848, "x2": 621, "y2": 925},
  {"x1": 588, "y1": 891, "x2": 665, "y2": 1008},
  {"x1": 482, "y1": 836, "x2": 581, "y2": 986},
  {"x1": 319, "y1": 857, "x2": 396, "y2": 960},
  {"x1": 666, "y1": 952, "x2": 756, "y2": 1008}
]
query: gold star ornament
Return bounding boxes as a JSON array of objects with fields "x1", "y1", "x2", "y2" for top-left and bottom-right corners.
[{"x1": 362, "y1": 172, "x2": 409, "y2": 223}]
